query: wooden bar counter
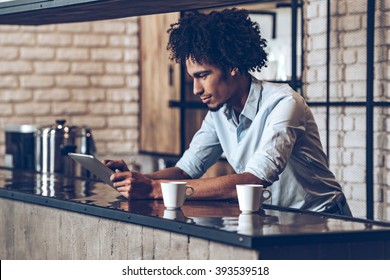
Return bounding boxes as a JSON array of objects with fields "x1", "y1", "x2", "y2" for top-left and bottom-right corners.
[{"x1": 1, "y1": 167, "x2": 390, "y2": 260}]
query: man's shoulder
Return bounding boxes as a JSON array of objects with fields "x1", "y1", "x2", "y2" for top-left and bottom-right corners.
[
  {"x1": 260, "y1": 81, "x2": 306, "y2": 109},
  {"x1": 261, "y1": 81, "x2": 296, "y2": 96},
  {"x1": 262, "y1": 82, "x2": 303, "y2": 101}
]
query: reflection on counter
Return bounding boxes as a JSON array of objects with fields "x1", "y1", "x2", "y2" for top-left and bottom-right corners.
[
  {"x1": 163, "y1": 209, "x2": 194, "y2": 223},
  {"x1": 0, "y1": 168, "x2": 119, "y2": 202},
  {"x1": 1, "y1": 167, "x2": 389, "y2": 240}
]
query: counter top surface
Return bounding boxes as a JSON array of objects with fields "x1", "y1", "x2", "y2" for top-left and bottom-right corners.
[{"x1": 1, "y1": 167, "x2": 390, "y2": 249}]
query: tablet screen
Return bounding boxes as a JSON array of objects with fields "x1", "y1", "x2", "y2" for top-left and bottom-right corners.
[{"x1": 68, "y1": 153, "x2": 114, "y2": 187}]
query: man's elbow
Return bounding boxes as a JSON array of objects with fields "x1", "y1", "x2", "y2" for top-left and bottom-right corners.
[
  {"x1": 242, "y1": 172, "x2": 270, "y2": 186},
  {"x1": 175, "y1": 167, "x2": 192, "y2": 179}
]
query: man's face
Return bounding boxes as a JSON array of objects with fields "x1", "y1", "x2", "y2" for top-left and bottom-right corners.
[{"x1": 185, "y1": 59, "x2": 236, "y2": 112}]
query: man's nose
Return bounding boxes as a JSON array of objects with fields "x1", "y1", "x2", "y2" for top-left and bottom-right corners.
[{"x1": 193, "y1": 79, "x2": 204, "y2": 95}]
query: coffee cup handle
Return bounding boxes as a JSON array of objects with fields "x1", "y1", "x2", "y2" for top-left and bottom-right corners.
[
  {"x1": 262, "y1": 189, "x2": 272, "y2": 201},
  {"x1": 185, "y1": 186, "x2": 194, "y2": 196}
]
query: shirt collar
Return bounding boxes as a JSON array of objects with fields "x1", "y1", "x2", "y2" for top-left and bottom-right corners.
[{"x1": 223, "y1": 75, "x2": 262, "y2": 122}]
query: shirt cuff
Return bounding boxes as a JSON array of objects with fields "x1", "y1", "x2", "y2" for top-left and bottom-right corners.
[
  {"x1": 175, "y1": 150, "x2": 205, "y2": 179},
  {"x1": 244, "y1": 157, "x2": 281, "y2": 184}
]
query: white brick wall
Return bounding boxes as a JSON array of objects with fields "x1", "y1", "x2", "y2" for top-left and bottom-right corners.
[
  {"x1": 304, "y1": 0, "x2": 390, "y2": 220},
  {"x1": 0, "y1": 17, "x2": 140, "y2": 163}
]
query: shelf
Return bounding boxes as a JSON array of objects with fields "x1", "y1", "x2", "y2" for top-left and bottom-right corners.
[{"x1": 0, "y1": 0, "x2": 267, "y2": 25}]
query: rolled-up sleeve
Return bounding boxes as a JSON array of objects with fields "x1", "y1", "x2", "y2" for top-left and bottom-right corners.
[
  {"x1": 176, "y1": 112, "x2": 223, "y2": 179},
  {"x1": 244, "y1": 95, "x2": 306, "y2": 183}
]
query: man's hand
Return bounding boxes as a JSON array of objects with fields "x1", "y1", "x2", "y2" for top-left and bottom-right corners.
[
  {"x1": 102, "y1": 159, "x2": 159, "y2": 199},
  {"x1": 101, "y1": 159, "x2": 129, "y2": 172},
  {"x1": 110, "y1": 170, "x2": 157, "y2": 199}
]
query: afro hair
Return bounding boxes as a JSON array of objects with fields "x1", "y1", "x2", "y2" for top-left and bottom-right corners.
[{"x1": 167, "y1": 8, "x2": 268, "y2": 74}]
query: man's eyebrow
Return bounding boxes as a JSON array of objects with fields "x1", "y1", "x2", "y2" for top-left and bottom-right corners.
[{"x1": 193, "y1": 70, "x2": 211, "y2": 78}]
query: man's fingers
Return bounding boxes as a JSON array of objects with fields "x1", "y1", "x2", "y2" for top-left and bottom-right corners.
[
  {"x1": 110, "y1": 171, "x2": 133, "y2": 182},
  {"x1": 113, "y1": 178, "x2": 132, "y2": 188},
  {"x1": 114, "y1": 181, "x2": 133, "y2": 199},
  {"x1": 103, "y1": 159, "x2": 128, "y2": 171},
  {"x1": 116, "y1": 187, "x2": 132, "y2": 199},
  {"x1": 106, "y1": 161, "x2": 123, "y2": 170}
]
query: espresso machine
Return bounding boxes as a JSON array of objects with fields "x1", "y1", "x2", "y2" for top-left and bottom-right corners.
[
  {"x1": 5, "y1": 124, "x2": 36, "y2": 170},
  {"x1": 5, "y1": 120, "x2": 95, "y2": 177}
]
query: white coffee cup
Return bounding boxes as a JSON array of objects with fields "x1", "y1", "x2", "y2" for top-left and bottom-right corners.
[
  {"x1": 161, "y1": 181, "x2": 194, "y2": 210},
  {"x1": 236, "y1": 184, "x2": 272, "y2": 214}
]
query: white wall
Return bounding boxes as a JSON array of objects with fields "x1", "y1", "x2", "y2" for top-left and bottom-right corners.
[{"x1": 304, "y1": 0, "x2": 390, "y2": 220}]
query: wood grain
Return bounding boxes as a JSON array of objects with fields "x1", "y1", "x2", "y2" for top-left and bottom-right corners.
[
  {"x1": 0, "y1": 198, "x2": 258, "y2": 260},
  {"x1": 140, "y1": 13, "x2": 181, "y2": 155}
]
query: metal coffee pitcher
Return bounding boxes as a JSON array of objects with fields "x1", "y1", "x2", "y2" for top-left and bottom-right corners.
[{"x1": 35, "y1": 119, "x2": 95, "y2": 177}]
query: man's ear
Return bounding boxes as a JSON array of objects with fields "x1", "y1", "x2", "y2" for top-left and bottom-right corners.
[{"x1": 230, "y1": 67, "x2": 238, "y2": 76}]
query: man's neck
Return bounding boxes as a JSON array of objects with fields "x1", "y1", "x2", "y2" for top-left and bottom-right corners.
[{"x1": 231, "y1": 75, "x2": 252, "y2": 116}]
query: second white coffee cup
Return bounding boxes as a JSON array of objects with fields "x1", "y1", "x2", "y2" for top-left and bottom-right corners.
[
  {"x1": 236, "y1": 184, "x2": 272, "y2": 214},
  {"x1": 161, "y1": 181, "x2": 194, "y2": 210}
]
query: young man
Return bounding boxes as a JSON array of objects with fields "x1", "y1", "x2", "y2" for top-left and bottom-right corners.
[{"x1": 104, "y1": 9, "x2": 352, "y2": 216}]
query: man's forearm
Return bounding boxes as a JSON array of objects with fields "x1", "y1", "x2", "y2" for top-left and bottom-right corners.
[
  {"x1": 179, "y1": 172, "x2": 265, "y2": 200},
  {"x1": 145, "y1": 166, "x2": 191, "y2": 180},
  {"x1": 144, "y1": 167, "x2": 264, "y2": 200}
]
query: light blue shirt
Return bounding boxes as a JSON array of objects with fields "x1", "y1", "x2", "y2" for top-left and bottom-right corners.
[{"x1": 176, "y1": 77, "x2": 345, "y2": 212}]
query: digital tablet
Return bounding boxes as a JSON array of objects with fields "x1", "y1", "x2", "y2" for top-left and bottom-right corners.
[{"x1": 68, "y1": 153, "x2": 114, "y2": 187}]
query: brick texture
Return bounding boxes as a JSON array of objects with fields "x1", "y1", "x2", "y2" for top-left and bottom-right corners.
[
  {"x1": 0, "y1": 17, "x2": 140, "y2": 161},
  {"x1": 2, "y1": 1, "x2": 389, "y2": 221},
  {"x1": 303, "y1": 0, "x2": 390, "y2": 220}
]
